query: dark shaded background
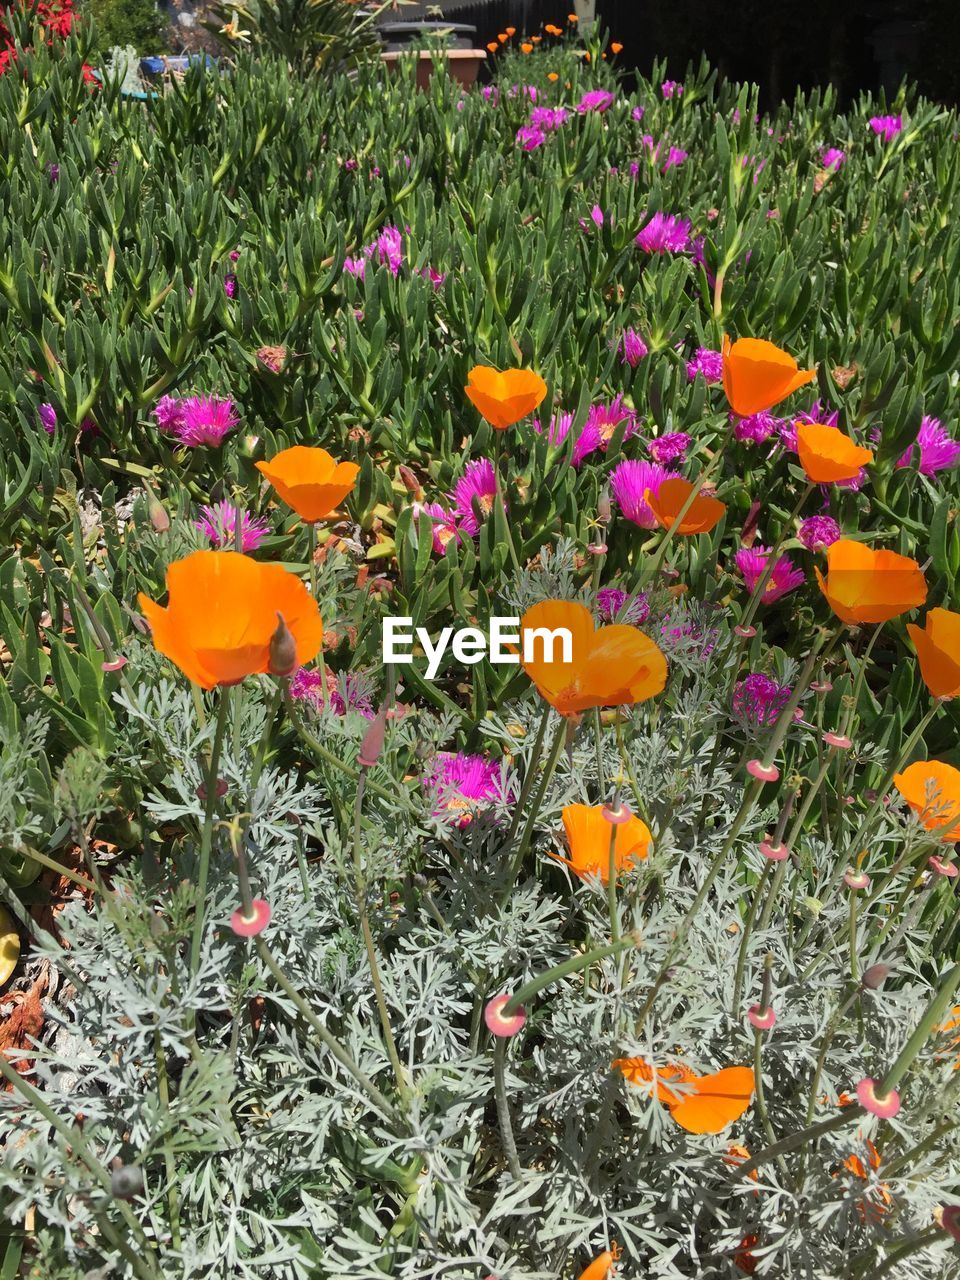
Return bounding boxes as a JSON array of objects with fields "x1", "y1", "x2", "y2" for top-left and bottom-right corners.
[{"x1": 440, "y1": 0, "x2": 960, "y2": 107}]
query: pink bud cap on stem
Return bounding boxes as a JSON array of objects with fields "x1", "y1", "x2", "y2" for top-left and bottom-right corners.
[
  {"x1": 844, "y1": 868, "x2": 871, "y2": 890},
  {"x1": 734, "y1": 624, "x2": 757, "y2": 638},
  {"x1": 747, "y1": 1004, "x2": 776, "y2": 1031},
  {"x1": 230, "y1": 899, "x2": 272, "y2": 937},
  {"x1": 601, "y1": 802, "x2": 633, "y2": 826},
  {"x1": 855, "y1": 1077, "x2": 900, "y2": 1119},
  {"x1": 484, "y1": 994, "x2": 526, "y2": 1037},
  {"x1": 759, "y1": 839, "x2": 789, "y2": 861},
  {"x1": 747, "y1": 760, "x2": 780, "y2": 783},
  {"x1": 823, "y1": 731, "x2": 853, "y2": 749},
  {"x1": 101, "y1": 656, "x2": 128, "y2": 672}
]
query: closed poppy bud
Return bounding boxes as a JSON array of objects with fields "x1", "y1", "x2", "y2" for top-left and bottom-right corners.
[
  {"x1": 148, "y1": 491, "x2": 170, "y2": 533},
  {"x1": 111, "y1": 1164, "x2": 145, "y2": 1200},
  {"x1": 464, "y1": 365, "x2": 547, "y2": 430},
  {"x1": 907, "y1": 607, "x2": 960, "y2": 699},
  {"x1": 268, "y1": 612, "x2": 298, "y2": 677},
  {"x1": 398, "y1": 464, "x2": 421, "y2": 495},
  {"x1": 815, "y1": 539, "x2": 926, "y2": 625},
  {"x1": 359, "y1": 701, "x2": 389, "y2": 770},
  {"x1": 722, "y1": 336, "x2": 817, "y2": 417},
  {"x1": 862, "y1": 963, "x2": 891, "y2": 989},
  {"x1": 597, "y1": 489, "x2": 612, "y2": 525},
  {"x1": 256, "y1": 446, "x2": 359, "y2": 523},
  {"x1": 796, "y1": 422, "x2": 873, "y2": 484},
  {"x1": 645, "y1": 477, "x2": 726, "y2": 535}
]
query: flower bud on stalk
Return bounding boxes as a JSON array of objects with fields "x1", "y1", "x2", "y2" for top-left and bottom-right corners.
[
  {"x1": 268, "y1": 613, "x2": 298, "y2": 677},
  {"x1": 148, "y1": 490, "x2": 170, "y2": 533}
]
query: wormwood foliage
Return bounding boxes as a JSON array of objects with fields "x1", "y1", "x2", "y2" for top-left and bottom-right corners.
[{"x1": 0, "y1": 12, "x2": 959, "y2": 1280}]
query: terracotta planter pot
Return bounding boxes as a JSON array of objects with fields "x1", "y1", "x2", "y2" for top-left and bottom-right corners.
[{"x1": 379, "y1": 49, "x2": 487, "y2": 91}]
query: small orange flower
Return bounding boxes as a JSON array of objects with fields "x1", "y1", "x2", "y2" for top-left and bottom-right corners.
[
  {"x1": 611, "y1": 41, "x2": 623, "y2": 53},
  {"x1": 836, "y1": 1140, "x2": 893, "y2": 1223},
  {"x1": 613, "y1": 1058, "x2": 755, "y2": 1133},
  {"x1": 464, "y1": 365, "x2": 547, "y2": 430},
  {"x1": 256, "y1": 446, "x2": 359, "y2": 523},
  {"x1": 937, "y1": 1006, "x2": 960, "y2": 1070},
  {"x1": 138, "y1": 551, "x2": 323, "y2": 690},
  {"x1": 893, "y1": 760, "x2": 960, "y2": 841},
  {"x1": 646, "y1": 477, "x2": 726, "y2": 535},
  {"x1": 796, "y1": 422, "x2": 873, "y2": 484},
  {"x1": 734, "y1": 1235, "x2": 759, "y2": 1275},
  {"x1": 815, "y1": 539, "x2": 927, "y2": 625},
  {"x1": 584, "y1": 51, "x2": 591, "y2": 61},
  {"x1": 520, "y1": 600, "x2": 667, "y2": 717},
  {"x1": 486, "y1": 41, "x2": 498, "y2": 52},
  {"x1": 568, "y1": 12, "x2": 578, "y2": 21},
  {"x1": 521, "y1": 41, "x2": 533, "y2": 53},
  {"x1": 548, "y1": 71, "x2": 559, "y2": 80},
  {"x1": 576, "y1": 1244, "x2": 621, "y2": 1280},
  {"x1": 724, "y1": 1143, "x2": 759, "y2": 1183},
  {"x1": 907, "y1": 608, "x2": 960, "y2": 699},
  {"x1": 531, "y1": 35, "x2": 542, "y2": 42},
  {"x1": 722, "y1": 336, "x2": 817, "y2": 417},
  {"x1": 555, "y1": 804, "x2": 653, "y2": 883},
  {"x1": 505, "y1": 25, "x2": 516, "y2": 35},
  {"x1": 545, "y1": 23, "x2": 563, "y2": 36},
  {"x1": 497, "y1": 32, "x2": 508, "y2": 43}
]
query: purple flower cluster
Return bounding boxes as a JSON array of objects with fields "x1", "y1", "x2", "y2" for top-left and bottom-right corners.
[
  {"x1": 687, "y1": 347, "x2": 723, "y2": 384},
  {"x1": 798, "y1": 515, "x2": 841, "y2": 551},
  {"x1": 530, "y1": 106, "x2": 569, "y2": 131},
  {"x1": 596, "y1": 587, "x2": 650, "y2": 625},
  {"x1": 423, "y1": 751, "x2": 510, "y2": 825},
  {"x1": 153, "y1": 395, "x2": 238, "y2": 448},
  {"x1": 195, "y1": 501, "x2": 270, "y2": 552},
  {"x1": 648, "y1": 432, "x2": 691, "y2": 465},
  {"x1": 344, "y1": 225, "x2": 403, "y2": 280},
  {"x1": 661, "y1": 80, "x2": 683, "y2": 99},
  {"x1": 732, "y1": 672, "x2": 792, "y2": 728},
  {"x1": 535, "y1": 397, "x2": 639, "y2": 467},
  {"x1": 636, "y1": 211, "x2": 692, "y2": 254},
  {"x1": 734, "y1": 410, "x2": 783, "y2": 445},
  {"x1": 289, "y1": 668, "x2": 374, "y2": 719}
]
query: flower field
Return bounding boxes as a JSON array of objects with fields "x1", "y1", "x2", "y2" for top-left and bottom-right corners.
[{"x1": 2, "y1": 8, "x2": 960, "y2": 1279}]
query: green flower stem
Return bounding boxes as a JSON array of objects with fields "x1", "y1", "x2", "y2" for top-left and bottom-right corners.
[
  {"x1": 255, "y1": 935, "x2": 403, "y2": 1130},
  {"x1": 494, "y1": 1038, "x2": 522, "y2": 1181},
  {"x1": 646, "y1": 420, "x2": 735, "y2": 586},
  {"x1": 504, "y1": 704, "x2": 551, "y2": 845},
  {"x1": 736, "y1": 482, "x2": 814, "y2": 637},
  {"x1": 878, "y1": 964, "x2": 960, "y2": 1096},
  {"x1": 497, "y1": 448, "x2": 522, "y2": 575},
  {"x1": 0, "y1": 1054, "x2": 162, "y2": 1280},
  {"x1": 731, "y1": 862, "x2": 772, "y2": 1015},
  {"x1": 188, "y1": 689, "x2": 231, "y2": 981},
  {"x1": 854, "y1": 1228, "x2": 946, "y2": 1280},
  {"x1": 354, "y1": 773, "x2": 411, "y2": 1107},
  {"x1": 752, "y1": 1026, "x2": 790, "y2": 1180},
  {"x1": 848, "y1": 892, "x2": 860, "y2": 985},
  {"x1": 18, "y1": 843, "x2": 98, "y2": 895},
  {"x1": 154, "y1": 1027, "x2": 183, "y2": 1251},
  {"x1": 730, "y1": 1104, "x2": 864, "y2": 1183},
  {"x1": 592, "y1": 706, "x2": 605, "y2": 802},
  {"x1": 840, "y1": 624, "x2": 883, "y2": 738},
  {"x1": 607, "y1": 816, "x2": 621, "y2": 943},
  {"x1": 502, "y1": 935, "x2": 638, "y2": 1018},
  {"x1": 498, "y1": 716, "x2": 568, "y2": 910}
]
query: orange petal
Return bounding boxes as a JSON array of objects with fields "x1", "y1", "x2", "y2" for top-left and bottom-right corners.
[
  {"x1": 722, "y1": 336, "x2": 817, "y2": 417},
  {"x1": 647, "y1": 477, "x2": 726, "y2": 535},
  {"x1": 893, "y1": 759, "x2": 960, "y2": 840},
  {"x1": 908, "y1": 608, "x2": 960, "y2": 699},
  {"x1": 796, "y1": 422, "x2": 873, "y2": 484},
  {"x1": 668, "y1": 1066, "x2": 755, "y2": 1134}
]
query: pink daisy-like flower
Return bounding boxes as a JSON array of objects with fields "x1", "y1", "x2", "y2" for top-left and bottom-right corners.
[
  {"x1": 424, "y1": 751, "x2": 509, "y2": 826},
  {"x1": 419, "y1": 266, "x2": 446, "y2": 289},
  {"x1": 230, "y1": 899, "x2": 272, "y2": 937},
  {"x1": 288, "y1": 668, "x2": 375, "y2": 719},
  {"x1": 416, "y1": 501, "x2": 460, "y2": 553},
  {"x1": 732, "y1": 673, "x2": 792, "y2": 729},
  {"x1": 610, "y1": 459, "x2": 676, "y2": 528},
  {"x1": 485, "y1": 994, "x2": 526, "y2": 1037},
  {"x1": 661, "y1": 145, "x2": 688, "y2": 171},
  {"x1": 855, "y1": 1077, "x2": 900, "y2": 1118},
  {"x1": 618, "y1": 328, "x2": 648, "y2": 367},
  {"x1": 648, "y1": 432, "x2": 691, "y2": 465},
  {"x1": 734, "y1": 410, "x2": 783, "y2": 444},
  {"x1": 821, "y1": 147, "x2": 845, "y2": 171},
  {"x1": 636, "y1": 211, "x2": 692, "y2": 254},
  {"x1": 530, "y1": 106, "x2": 568, "y2": 131},
  {"x1": 172, "y1": 396, "x2": 238, "y2": 448},
  {"x1": 195, "y1": 501, "x2": 270, "y2": 552},
  {"x1": 451, "y1": 458, "x2": 498, "y2": 536},
  {"x1": 374, "y1": 226, "x2": 403, "y2": 275},
  {"x1": 343, "y1": 255, "x2": 366, "y2": 278},
  {"x1": 577, "y1": 89, "x2": 614, "y2": 114},
  {"x1": 661, "y1": 79, "x2": 683, "y2": 99},
  {"x1": 596, "y1": 587, "x2": 650, "y2": 625},
  {"x1": 224, "y1": 274, "x2": 237, "y2": 298},
  {"x1": 533, "y1": 410, "x2": 574, "y2": 448},
  {"x1": 517, "y1": 125, "x2": 546, "y2": 151},
  {"x1": 153, "y1": 394, "x2": 185, "y2": 433},
  {"x1": 869, "y1": 115, "x2": 902, "y2": 142},
  {"x1": 574, "y1": 395, "x2": 640, "y2": 463},
  {"x1": 687, "y1": 347, "x2": 723, "y2": 384},
  {"x1": 631, "y1": 105, "x2": 644, "y2": 122},
  {"x1": 798, "y1": 514, "x2": 841, "y2": 550},
  {"x1": 895, "y1": 416, "x2": 960, "y2": 477},
  {"x1": 734, "y1": 546, "x2": 805, "y2": 605}
]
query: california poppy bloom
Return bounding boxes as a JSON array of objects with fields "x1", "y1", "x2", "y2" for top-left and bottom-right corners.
[
  {"x1": 521, "y1": 41, "x2": 533, "y2": 53},
  {"x1": 505, "y1": 25, "x2": 516, "y2": 35},
  {"x1": 722, "y1": 336, "x2": 817, "y2": 417},
  {"x1": 555, "y1": 804, "x2": 653, "y2": 883},
  {"x1": 256, "y1": 446, "x2": 359, "y2": 523},
  {"x1": 486, "y1": 41, "x2": 498, "y2": 52},
  {"x1": 464, "y1": 365, "x2": 548, "y2": 430},
  {"x1": 646, "y1": 476, "x2": 726, "y2": 535},
  {"x1": 893, "y1": 760, "x2": 960, "y2": 840},
  {"x1": 613, "y1": 1058, "x2": 755, "y2": 1133},
  {"x1": 520, "y1": 600, "x2": 667, "y2": 717},
  {"x1": 547, "y1": 71, "x2": 559, "y2": 80},
  {"x1": 815, "y1": 539, "x2": 927, "y2": 625},
  {"x1": 907, "y1": 608, "x2": 960, "y2": 699},
  {"x1": 577, "y1": 1244, "x2": 621, "y2": 1280},
  {"x1": 796, "y1": 422, "x2": 874, "y2": 484},
  {"x1": 545, "y1": 23, "x2": 563, "y2": 35},
  {"x1": 837, "y1": 1140, "x2": 893, "y2": 1223},
  {"x1": 611, "y1": 41, "x2": 623, "y2": 53},
  {"x1": 138, "y1": 550, "x2": 323, "y2": 689}
]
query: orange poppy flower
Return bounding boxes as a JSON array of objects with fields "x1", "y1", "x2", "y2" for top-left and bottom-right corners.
[
  {"x1": 548, "y1": 71, "x2": 559, "y2": 80},
  {"x1": 734, "y1": 1235, "x2": 759, "y2": 1275},
  {"x1": 796, "y1": 422, "x2": 874, "y2": 484},
  {"x1": 486, "y1": 41, "x2": 498, "y2": 52},
  {"x1": 577, "y1": 1244, "x2": 621, "y2": 1280},
  {"x1": 138, "y1": 551, "x2": 323, "y2": 690},
  {"x1": 520, "y1": 600, "x2": 667, "y2": 717},
  {"x1": 498, "y1": 32, "x2": 508, "y2": 42},
  {"x1": 724, "y1": 1144, "x2": 759, "y2": 1184},
  {"x1": 815, "y1": 539, "x2": 927, "y2": 625},
  {"x1": 256, "y1": 446, "x2": 359, "y2": 524},
  {"x1": 836, "y1": 1140, "x2": 893, "y2": 1223},
  {"x1": 611, "y1": 41, "x2": 623, "y2": 53},
  {"x1": 555, "y1": 804, "x2": 653, "y2": 883},
  {"x1": 937, "y1": 1006, "x2": 960, "y2": 1070},
  {"x1": 531, "y1": 35, "x2": 542, "y2": 42},
  {"x1": 721, "y1": 336, "x2": 817, "y2": 417},
  {"x1": 464, "y1": 365, "x2": 547, "y2": 430},
  {"x1": 545, "y1": 23, "x2": 563, "y2": 36},
  {"x1": 907, "y1": 608, "x2": 960, "y2": 699},
  {"x1": 613, "y1": 1058, "x2": 755, "y2": 1133},
  {"x1": 505, "y1": 25, "x2": 516, "y2": 35},
  {"x1": 645, "y1": 477, "x2": 726, "y2": 535},
  {"x1": 521, "y1": 41, "x2": 533, "y2": 53},
  {"x1": 892, "y1": 760, "x2": 960, "y2": 841},
  {"x1": 568, "y1": 12, "x2": 578, "y2": 20}
]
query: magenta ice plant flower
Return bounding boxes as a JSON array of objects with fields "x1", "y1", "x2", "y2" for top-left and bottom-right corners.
[
  {"x1": 574, "y1": 396, "x2": 640, "y2": 464},
  {"x1": 734, "y1": 410, "x2": 783, "y2": 445},
  {"x1": 153, "y1": 394, "x2": 185, "y2": 433},
  {"x1": 596, "y1": 587, "x2": 650, "y2": 625},
  {"x1": 424, "y1": 751, "x2": 509, "y2": 825},
  {"x1": 732, "y1": 672, "x2": 792, "y2": 728},
  {"x1": 530, "y1": 106, "x2": 568, "y2": 131},
  {"x1": 631, "y1": 105, "x2": 644, "y2": 122},
  {"x1": 896, "y1": 415, "x2": 960, "y2": 477},
  {"x1": 172, "y1": 396, "x2": 238, "y2": 448},
  {"x1": 533, "y1": 410, "x2": 574, "y2": 448},
  {"x1": 636, "y1": 211, "x2": 692, "y2": 254},
  {"x1": 288, "y1": 668, "x2": 375, "y2": 719},
  {"x1": 39, "y1": 403, "x2": 57, "y2": 434},
  {"x1": 869, "y1": 115, "x2": 902, "y2": 142},
  {"x1": 687, "y1": 347, "x2": 723, "y2": 384},
  {"x1": 517, "y1": 125, "x2": 546, "y2": 150},
  {"x1": 821, "y1": 147, "x2": 845, "y2": 170},
  {"x1": 661, "y1": 80, "x2": 683, "y2": 99},
  {"x1": 798, "y1": 514, "x2": 841, "y2": 551},
  {"x1": 452, "y1": 458, "x2": 498, "y2": 536},
  {"x1": 618, "y1": 328, "x2": 648, "y2": 367},
  {"x1": 416, "y1": 502, "x2": 460, "y2": 554},
  {"x1": 735, "y1": 545, "x2": 805, "y2": 605},
  {"x1": 577, "y1": 89, "x2": 615, "y2": 114},
  {"x1": 195, "y1": 501, "x2": 270, "y2": 552},
  {"x1": 610, "y1": 459, "x2": 676, "y2": 528},
  {"x1": 648, "y1": 432, "x2": 691, "y2": 465}
]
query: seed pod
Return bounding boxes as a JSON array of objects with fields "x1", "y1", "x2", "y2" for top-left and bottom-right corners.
[
  {"x1": 147, "y1": 491, "x2": 170, "y2": 533},
  {"x1": 862, "y1": 963, "x2": 891, "y2": 990},
  {"x1": 268, "y1": 613, "x2": 297, "y2": 677}
]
